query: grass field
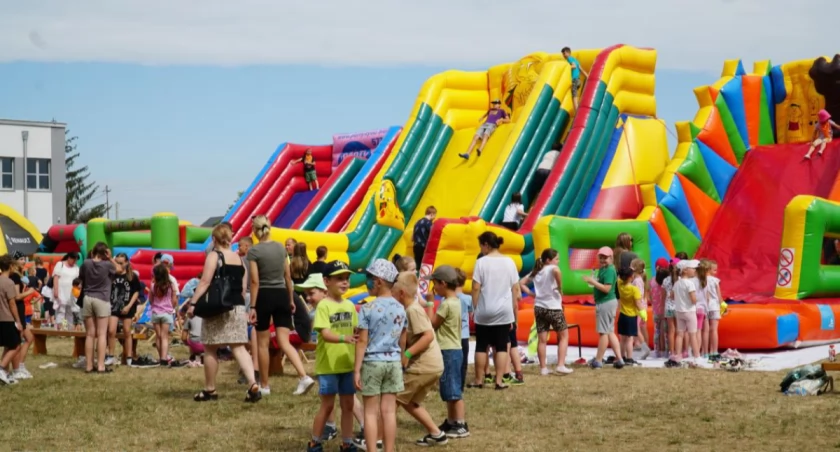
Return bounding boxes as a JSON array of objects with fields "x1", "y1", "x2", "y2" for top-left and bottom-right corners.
[{"x1": 2, "y1": 338, "x2": 840, "y2": 451}]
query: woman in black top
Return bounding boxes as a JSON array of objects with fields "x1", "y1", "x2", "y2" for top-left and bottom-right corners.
[
  {"x1": 9, "y1": 256, "x2": 35, "y2": 379},
  {"x1": 186, "y1": 223, "x2": 261, "y2": 403}
]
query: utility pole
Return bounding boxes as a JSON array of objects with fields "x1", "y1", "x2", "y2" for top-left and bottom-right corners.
[
  {"x1": 104, "y1": 185, "x2": 111, "y2": 219},
  {"x1": 115, "y1": 202, "x2": 120, "y2": 220}
]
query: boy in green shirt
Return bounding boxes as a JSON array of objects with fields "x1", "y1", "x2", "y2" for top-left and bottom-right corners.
[
  {"x1": 309, "y1": 261, "x2": 359, "y2": 452},
  {"x1": 582, "y1": 247, "x2": 625, "y2": 369},
  {"x1": 427, "y1": 265, "x2": 470, "y2": 439}
]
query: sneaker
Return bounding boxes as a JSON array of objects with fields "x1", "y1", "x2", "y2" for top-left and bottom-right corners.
[
  {"x1": 320, "y1": 424, "x2": 338, "y2": 442},
  {"x1": 306, "y1": 441, "x2": 324, "y2": 452},
  {"x1": 445, "y1": 422, "x2": 470, "y2": 439},
  {"x1": 294, "y1": 375, "x2": 316, "y2": 395},
  {"x1": 624, "y1": 358, "x2": 637, "y2": 366},
  {"x1": 613, "y1": 359, "x2": 625, "y2": 369},
  {"x1": 555, "y1": 366, "x2": 574, "y2": 375},
  {"x1": 131, "y1": 356, "x2": 158, "y2": 368},
  {"x1": 73, "y1": 356, "x2": 87, "y2": 369},
  {"x1": 502, "y1": 374, "x2": 524, "y2": 385},
  {"x1": 588, "y1": 359, "x2": 603, "y2": 369},
  {"x1": 260, "y1": 386, "x2": 271, "y2": 396},
  {"x1": 12, "y1": 368, "x2": 32, "y2": 380},
  {"x1": 540, "y1": 367, "x2": 551, "y2": 376},
  {"x1": 664, "y1": 359, "x2": 680, "y2": 368},
  {"x1": 415, "y1": 431, "x2": 448, "y2": 447},
  {"x1": 104, "y1": 355, "x2": 116, "y2": 366},
  {"x1": 0, "y1": 369, "x2": 12, "y2": 385},
  {"x1": 458, "y1": 153, "x2": 470, "y2": 160},
  {"x1": 168, "y1": 359, "x2": 186, "y2": 368},
  {"x1": 125, "y1": 358, "x2": 133, "y2": 367},
  {"x1": 483, "y1": 374, "x2": 493, "y2": 384},
  {"x1": 438, "y1": 419, "x2": 453, "y2": 434},
  {"x1": 352, "y1": 438, "x2": 382, "y2": 451},
  {"x1": 339, "y1": 442, "x2": 358, "y2": 451}
]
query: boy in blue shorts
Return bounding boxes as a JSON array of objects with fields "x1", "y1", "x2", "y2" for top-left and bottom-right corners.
[
  {"x1": 562, "y1": 47, "x2": 589, "y2": 111},
  {"x1": 354, "y1": 259, "x2": 405, "y2": 452},
  {"x1": 460, "y1": 99, "x2": 510, "y2": 160},
  {"x1": 309, "y1": 261, "x2": 359, "y2": 452},
  {"x1": 427, "y1": 265, "x2": 470, "y2": 438}
]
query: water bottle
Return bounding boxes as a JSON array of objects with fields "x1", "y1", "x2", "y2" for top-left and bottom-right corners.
[
  {"x1": 586, "y1": 268, "x2": 596, "y2": 288},
  {"x1": 830, "y1": 344, "x2": 837, "y2": 362}
]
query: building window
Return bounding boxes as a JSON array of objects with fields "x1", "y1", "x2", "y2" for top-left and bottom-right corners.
[
  {"x1": 1, "y1": 157, "x2": 13, "y2": 189},
  {"x1": 26, "y1": 158, "x2": 50, "y2": 191}
]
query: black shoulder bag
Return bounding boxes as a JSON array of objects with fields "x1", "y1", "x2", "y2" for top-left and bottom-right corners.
[{"x1": 193, "y1": 251, "x2": 235, "y2": 319}]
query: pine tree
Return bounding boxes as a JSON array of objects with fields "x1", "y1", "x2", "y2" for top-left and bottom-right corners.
[{"x1": 65, "y1": 131, "x2": 106, "y2": 223}]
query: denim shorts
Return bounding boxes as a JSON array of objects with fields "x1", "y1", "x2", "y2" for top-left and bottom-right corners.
[
  {"x1": 439, "y1": 349, "x2": 463, "y2": 402},
  {"x1": 151, "y1": 313, "x2": 174, "y2": 325},
  {"x1": 318, "y1": 372, "x2": 356, "y2": 396}
]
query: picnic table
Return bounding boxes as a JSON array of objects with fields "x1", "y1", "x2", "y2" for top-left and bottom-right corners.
[{"x1": 31, "y1": 327, "x2": 148, "y2": 364}]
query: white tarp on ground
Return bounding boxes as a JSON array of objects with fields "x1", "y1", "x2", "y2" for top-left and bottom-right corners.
[{"x1": 466, "y1": 342, "x2": 832, "y2": 372}]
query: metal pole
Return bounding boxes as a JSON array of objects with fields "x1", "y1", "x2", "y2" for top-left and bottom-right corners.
[
  {"x1": 105, "y1": 185, "x2": 110, "y2": 219},
  {"x1": 21, "y1": 131, "x2": 28, "y2": 217}
]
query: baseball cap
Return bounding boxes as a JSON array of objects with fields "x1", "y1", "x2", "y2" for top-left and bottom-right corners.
[
  {"x1": 684, "y1": 259, "x2": 700, "y2": 269},
  {"x1": 597, "y1": 246, "x2": 613, "y2": 257},
  {"x1": 323, "y1": 260, "x2": 354, "y2": 277},
  {"x1": 655, "y1": 257, "x2": 669, "y2": 269},
  {"x1": 12, "y1": 251, "x2": 24, "y2": 260},
  {"x1": 491, "y1": 99, "x2": 501, "y2": 104},
  {"x1": 295, "y1": 273, "x2": 327, "y2": 292},
  {"x1": 161, "y1": 254, "x2": 175, "y2": 267},
  {"x1": 424, "y1": 265, "x2": 459, "y2": 285},
  {"x1": 366, "y1": 259, "x2": 398, "y2": 283}
]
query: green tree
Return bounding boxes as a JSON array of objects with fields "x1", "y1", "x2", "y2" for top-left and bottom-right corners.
[
  {"x1": 65, "y1": 131, "x2": 107, "y2": 223},
  {"x1": 227, "y1": 190, "x2": 244, "y2": 213}
]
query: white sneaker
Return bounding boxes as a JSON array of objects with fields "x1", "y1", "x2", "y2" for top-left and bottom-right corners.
[
  {"x1": 641, "y1": 344, "x2": 651, "y2": 360},
  {"x1": 13, "y1": 368, "x2": 33, "y2": 380},
  {"x1": 0, "y1": 369, "x2": 12, "y2": 385},
  {"x1": 73, "y1": 357, "x2": 86, "y2": 369},
  {"x1": 540, "y1": 367, "x2": 551, "y2": 376},
  {"x1": 555, "y1": 366, "x2": 574, "y2": 375},
  {"x1": 293, "y1": 375, "x2": 315, "y2": 395},
  {"x1": 259, "y1": 386, "x2": 271, "y2": 396}
]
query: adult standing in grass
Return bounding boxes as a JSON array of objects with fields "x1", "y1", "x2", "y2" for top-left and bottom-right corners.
[
  {"x1": 52, "y1": 252, "x2": 79, "y2": 330},
  {"x1": 470, "y1": 231, "x2": 521, "y2": 389},
  {"x1": 80, "y1": 242, "x2": 117, "y2": 373},
  {"x1": 186, "y1": 223, "x2": 261, "y2": 403},
  {"x1": 248, "y1": 215, "x2": 315, "y2": 396}
]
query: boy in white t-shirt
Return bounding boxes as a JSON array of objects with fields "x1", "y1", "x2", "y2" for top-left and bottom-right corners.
[{"x1": 670, "y1": 260, "x2": 707, "y2": 368}]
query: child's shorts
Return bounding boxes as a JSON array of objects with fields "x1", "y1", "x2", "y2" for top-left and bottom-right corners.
[
  {"x1": 439, "y1": 350, "x2": 463, "y2": 402},
  {"x1": 304, "y1": 170, "x2": 317, "y2": 183},
  {"x1": 0, "y1": 322, "x2": 22, "y2": 349},
  {"x1": 675, "y1": 311, "x2": 698, "y2": 334},
  {"x1": 24, "y1": 315, "x2": 32, "y2": 325},
  {"x1": 696, "y1": 309, "x2": 706, "y2": 330},
  {"x1": 318, "y1": 372, "x2": 355, "y2": 396},
  {"x1": 707, "y1": 310, "x2": 721, "y2": 321},
  {"x1": 476, "y1": 123, "x2": 497, "y2": 137},
  {"x1": 360, "y1": 361, "x2": 403, "y2": 396},
  {"x1": 151, "y1": 313, "x2": 174, "y2": 325},
  {"x1": 534, "y1": 306, "x2": 568, "y2": 333},
  {"x1": 617, "y1": 313, "x2": 638, "y2": 337},
  {"x1": 397, "y1": 371, "x2": 441, "y2": 406},
  {"x1": 595, "y1": 299, "x2": 618, "y2": 334}
]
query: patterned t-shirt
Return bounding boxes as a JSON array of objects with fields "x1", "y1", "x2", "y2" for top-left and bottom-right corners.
[{"x1": 357, "y1": 296, "x2": 406, "y2": 362}]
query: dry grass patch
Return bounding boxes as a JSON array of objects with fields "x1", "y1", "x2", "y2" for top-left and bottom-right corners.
[{"x1": 2, "y1": 339, "x2": 840, "y2": 451}]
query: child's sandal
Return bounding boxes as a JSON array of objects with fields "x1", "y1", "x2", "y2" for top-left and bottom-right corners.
[
  {"x1": 194, "y1": 389, "x2": 218, "y2": 402},
  {"x1": 244, "y1": 383, "x2": 262, "y2": 403}
]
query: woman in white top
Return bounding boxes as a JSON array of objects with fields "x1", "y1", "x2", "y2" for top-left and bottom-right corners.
[
  {"x1": 519, "y1": 248, "x2": 571, "y2": 375},
  {"x1": 51, "y1": 253, "x2": 80, "y2": 330},
  {"x1": 501, "y1": 192, "x2": 527, "y2": 231},
  {"x1": 470, "y1": 231, "x2": 521, "y2": 389}
]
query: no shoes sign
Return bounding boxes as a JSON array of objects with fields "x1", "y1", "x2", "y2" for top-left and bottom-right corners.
[{"x1": 776, "y1": 248, "x2": 795, "y2": 288}]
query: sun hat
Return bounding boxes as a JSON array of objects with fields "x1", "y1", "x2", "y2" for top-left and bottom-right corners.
[
  {"x1": 597, "y1": 246, "x2": 613, "y2": 257},
  {"x1": 365, "y1": 259, "x2": 399, "y2": 283},
  {"x1": 295, "y1": 273, "x2": 327, "y2": 292},
  {"x1": 819, "y1": 109, "x2": 831, "y2": 123}
]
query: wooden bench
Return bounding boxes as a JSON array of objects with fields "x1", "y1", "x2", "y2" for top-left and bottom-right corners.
[
  {"x1": 268, "y1": 342, "x2": 315, "y2": 375},
  {"x1": 31, "y1": 328, "x2": 148, "y2": 364}
]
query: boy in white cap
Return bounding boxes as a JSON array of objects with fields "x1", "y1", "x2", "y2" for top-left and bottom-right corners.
[
  {"x1": 427, "y1": 265, "x2": 470, "y2": 438},
  {"x1": 460, "y1": 99, "x2": 510, "y2": 160},
  {"x1": 582, "y1": 246, "x2": 625, "y2": 369},
  {"x1": 353, "y1": 259, "x2": 405, "y2": 452}
]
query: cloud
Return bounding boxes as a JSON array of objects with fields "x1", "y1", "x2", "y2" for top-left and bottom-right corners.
[{"x1": 0, "y1": 0, "x2": 833, "y2": 71}]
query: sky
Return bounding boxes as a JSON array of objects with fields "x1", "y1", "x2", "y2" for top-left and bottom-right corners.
[{"x1": 0, "y1": 0, "x2": 834, "y2": 225}]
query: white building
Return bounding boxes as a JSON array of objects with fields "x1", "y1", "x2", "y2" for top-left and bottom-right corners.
[{"x1": 0, "y1": 119, "x2": 67, "y2": 232}]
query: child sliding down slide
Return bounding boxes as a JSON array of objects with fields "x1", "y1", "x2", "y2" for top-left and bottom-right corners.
[
  {"x1": 459, "y1": 100, "x2": 510, "y2": 160},
  {"x1": 804, "y1": 109, "x2": 840, "y2": 159}
]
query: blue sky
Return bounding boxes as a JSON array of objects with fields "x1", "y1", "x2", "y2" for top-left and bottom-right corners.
[
  {"x1": 0, "y1": 63, "x2": 715, "y2": 223},
  {"x1": 0, "y1": 0, "x2": 832, "y2": 224}
]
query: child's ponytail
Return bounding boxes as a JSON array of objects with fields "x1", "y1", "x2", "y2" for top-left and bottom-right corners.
[{"x1": 531, "y1": 248, "x2": 558, "y2": 278}]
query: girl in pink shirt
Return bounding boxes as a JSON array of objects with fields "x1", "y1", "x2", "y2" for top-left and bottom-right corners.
[
  {"x1": 650, "y1": 258, "x2": 669, "y2": 358},
  {"x1": 150, "y1": 265, "x2": 178, "y2": 366}
]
